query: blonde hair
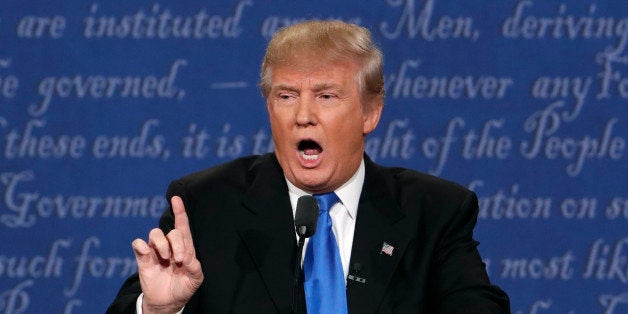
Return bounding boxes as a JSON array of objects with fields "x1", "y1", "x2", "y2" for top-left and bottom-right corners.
[{"x1": 260, "y1": 20, "x2": 384, "y2": 103}]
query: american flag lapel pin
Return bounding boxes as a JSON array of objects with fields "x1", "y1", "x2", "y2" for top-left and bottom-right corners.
[{"x1": 380, "y1": 242, "x2": 394, "y2": 256}]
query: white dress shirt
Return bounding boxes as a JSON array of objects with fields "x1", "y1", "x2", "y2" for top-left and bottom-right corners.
[{"x1": 286, "y1": 159, "x2": 364, "y2": 281}]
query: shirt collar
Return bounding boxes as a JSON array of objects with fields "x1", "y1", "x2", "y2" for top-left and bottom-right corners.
[{"x1": 286, "y1": 159, "x2": 365, "y2": 220}]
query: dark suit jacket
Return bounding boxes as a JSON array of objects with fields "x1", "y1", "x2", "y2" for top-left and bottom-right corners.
[{"x1": 108, "y1": 153, "x2": 510, "y2": 313}]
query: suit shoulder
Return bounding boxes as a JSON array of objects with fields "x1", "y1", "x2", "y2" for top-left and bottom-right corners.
[
  {"x1": 368, "y1": 162, "x2": 475, "y2": 215},
  {"x1": 367, "y1": 163, "x2": 479, "y2": 236},
  {"x1": 169, "y1": 154, "x2": 274, "y2": 196},
  {"x1": 380, "y1": 165, "x2": 471, "y2": 199}
]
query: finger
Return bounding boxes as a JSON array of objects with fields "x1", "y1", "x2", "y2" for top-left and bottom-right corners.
[
  {"x1": 171, "y1": 196, "x2": 195, "y2": 248},
  {"x1": 166, "y1": 229, "x2": 185, "y2": 263},
  {"x1": 148, "y1": 228, "x2": 171, "y2": 260},
  {"x1": 131, "y1": 238, "x2": 151, "y2": 263},
  {"x1": 171, "y1": 196, "x2": 191, "y2": 233},
  {"x1": 132, "y1": 238, "x2": 150, "y2": 255}
]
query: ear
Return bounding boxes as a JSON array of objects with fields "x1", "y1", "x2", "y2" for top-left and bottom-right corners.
[{"x1": 362, "y1": 96, "x2": 383, "y2": 135}]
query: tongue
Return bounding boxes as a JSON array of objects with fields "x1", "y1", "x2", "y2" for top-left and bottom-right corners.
[{"x1": 303, "y1": 147, "x2": 322, "y2": 155}]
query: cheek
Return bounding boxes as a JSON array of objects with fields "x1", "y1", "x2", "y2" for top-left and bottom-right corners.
[
  {"x1": 330, "y1": 121, "x2": 365, "y2": 154},
  {"x1": 268, "y1": 106, "x2": 292, "y2": 126},
  {"x1": 345, "y1": 115, "x2": 367, "y2": 136},
  {"x1": 268, "y1": 110, "x2": 283, "y2": 131},
  {"x1": 268, "y1": 117, "x2": 291, "y2": 151}
]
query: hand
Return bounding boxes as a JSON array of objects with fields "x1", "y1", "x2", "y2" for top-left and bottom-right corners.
[{"x1": 132, "y1": 196, "x2": 204, "y2": 314}]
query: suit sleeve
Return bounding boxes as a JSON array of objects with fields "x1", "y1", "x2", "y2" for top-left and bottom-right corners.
[{"x1": 435, "y1": 192, "x2": 511, "y2": 314}]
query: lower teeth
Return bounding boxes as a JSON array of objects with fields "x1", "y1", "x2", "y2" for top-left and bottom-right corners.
[{"x1": 301, "y1": 151, "x2": 319, "y2": 160}]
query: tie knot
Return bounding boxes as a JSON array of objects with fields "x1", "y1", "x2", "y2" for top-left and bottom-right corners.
[{"x1": 314, "y1": 192, "x2": 340, "y2": 213}]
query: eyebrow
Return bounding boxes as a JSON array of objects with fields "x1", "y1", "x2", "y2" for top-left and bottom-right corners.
[
  {"x1": 270, "y1": 82, "x2": 347, "y2": 95},
  {"x1": 311, "y1": 82, "x2": 343, "y2": 93},
  {"x1": 272, "y1": 84, "x2": 300, "y2": 93}
]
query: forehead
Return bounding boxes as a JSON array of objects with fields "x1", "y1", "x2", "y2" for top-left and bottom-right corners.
[{"x1": 270, "y1": 57, "x2": 361, "y2": 88}]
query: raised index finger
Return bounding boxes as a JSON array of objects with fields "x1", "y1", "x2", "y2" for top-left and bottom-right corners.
[{"x1": 171, "y1": 196, "x2": 193, "y2": 243}]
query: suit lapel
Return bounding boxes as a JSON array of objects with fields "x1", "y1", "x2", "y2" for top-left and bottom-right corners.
[
  {"x1": 237, "y1": 154, "x2": 298, "y2": 313},
  {"x1": 347, "y1": 158, "x2": 411, "y2": 312}
]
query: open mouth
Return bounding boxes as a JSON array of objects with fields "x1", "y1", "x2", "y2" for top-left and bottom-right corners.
[{"x1": 298, "y1": 139, "x2": 322, "y2": 161}]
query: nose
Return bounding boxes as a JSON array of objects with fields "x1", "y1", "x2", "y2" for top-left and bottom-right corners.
[{"x1": 295, "y1": 98, "x2": 317, "y2": 126}]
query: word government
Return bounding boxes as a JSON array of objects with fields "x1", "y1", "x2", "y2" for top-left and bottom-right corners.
[
  {"x1": 0, "y1": 171, "x2": 165, "y2": 228},
  {"x1": 31, "y1": 59, "x2": 186, "y2": 117},
  {"x1": 84, "y1": 1, "x2": 251, "y2": 39}
]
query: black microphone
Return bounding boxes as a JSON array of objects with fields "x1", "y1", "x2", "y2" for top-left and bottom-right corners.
[
  {"x1": 295, "y1": 195, "x2": 318, "y2": 237},
  {"x1": 292, "y1": 195, "x2": 319, "y2": 313}
]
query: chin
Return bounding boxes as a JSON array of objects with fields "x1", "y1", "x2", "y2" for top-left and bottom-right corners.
[{"x1": 293, "y1": 172, "x2": 329, "y2": 192}]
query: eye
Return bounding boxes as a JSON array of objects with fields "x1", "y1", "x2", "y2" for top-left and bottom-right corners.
[
  {"x1": 319, "y1": 93, "x2": 335, "y2": 100},
  {"x1": 277, "y1": 92, "x2": 296, "y2": 101}
]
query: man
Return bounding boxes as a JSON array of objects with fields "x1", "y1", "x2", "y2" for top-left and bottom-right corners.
[{"x1": 108, "y1": 20, "x2": 510, "y2": 313}]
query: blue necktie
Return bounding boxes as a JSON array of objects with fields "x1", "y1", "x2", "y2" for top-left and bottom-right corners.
[{"x1": 303, "y1": 192, "x2": 348, "y2": 314}]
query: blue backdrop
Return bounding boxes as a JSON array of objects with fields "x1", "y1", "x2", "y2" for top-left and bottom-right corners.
[{"x1": 1, "y1": 0, "x2": 626, "y2": 313}]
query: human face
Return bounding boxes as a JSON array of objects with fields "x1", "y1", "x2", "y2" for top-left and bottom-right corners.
[{"x1": 267, "y1": 58, "x2": 382, "y2": 194}]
